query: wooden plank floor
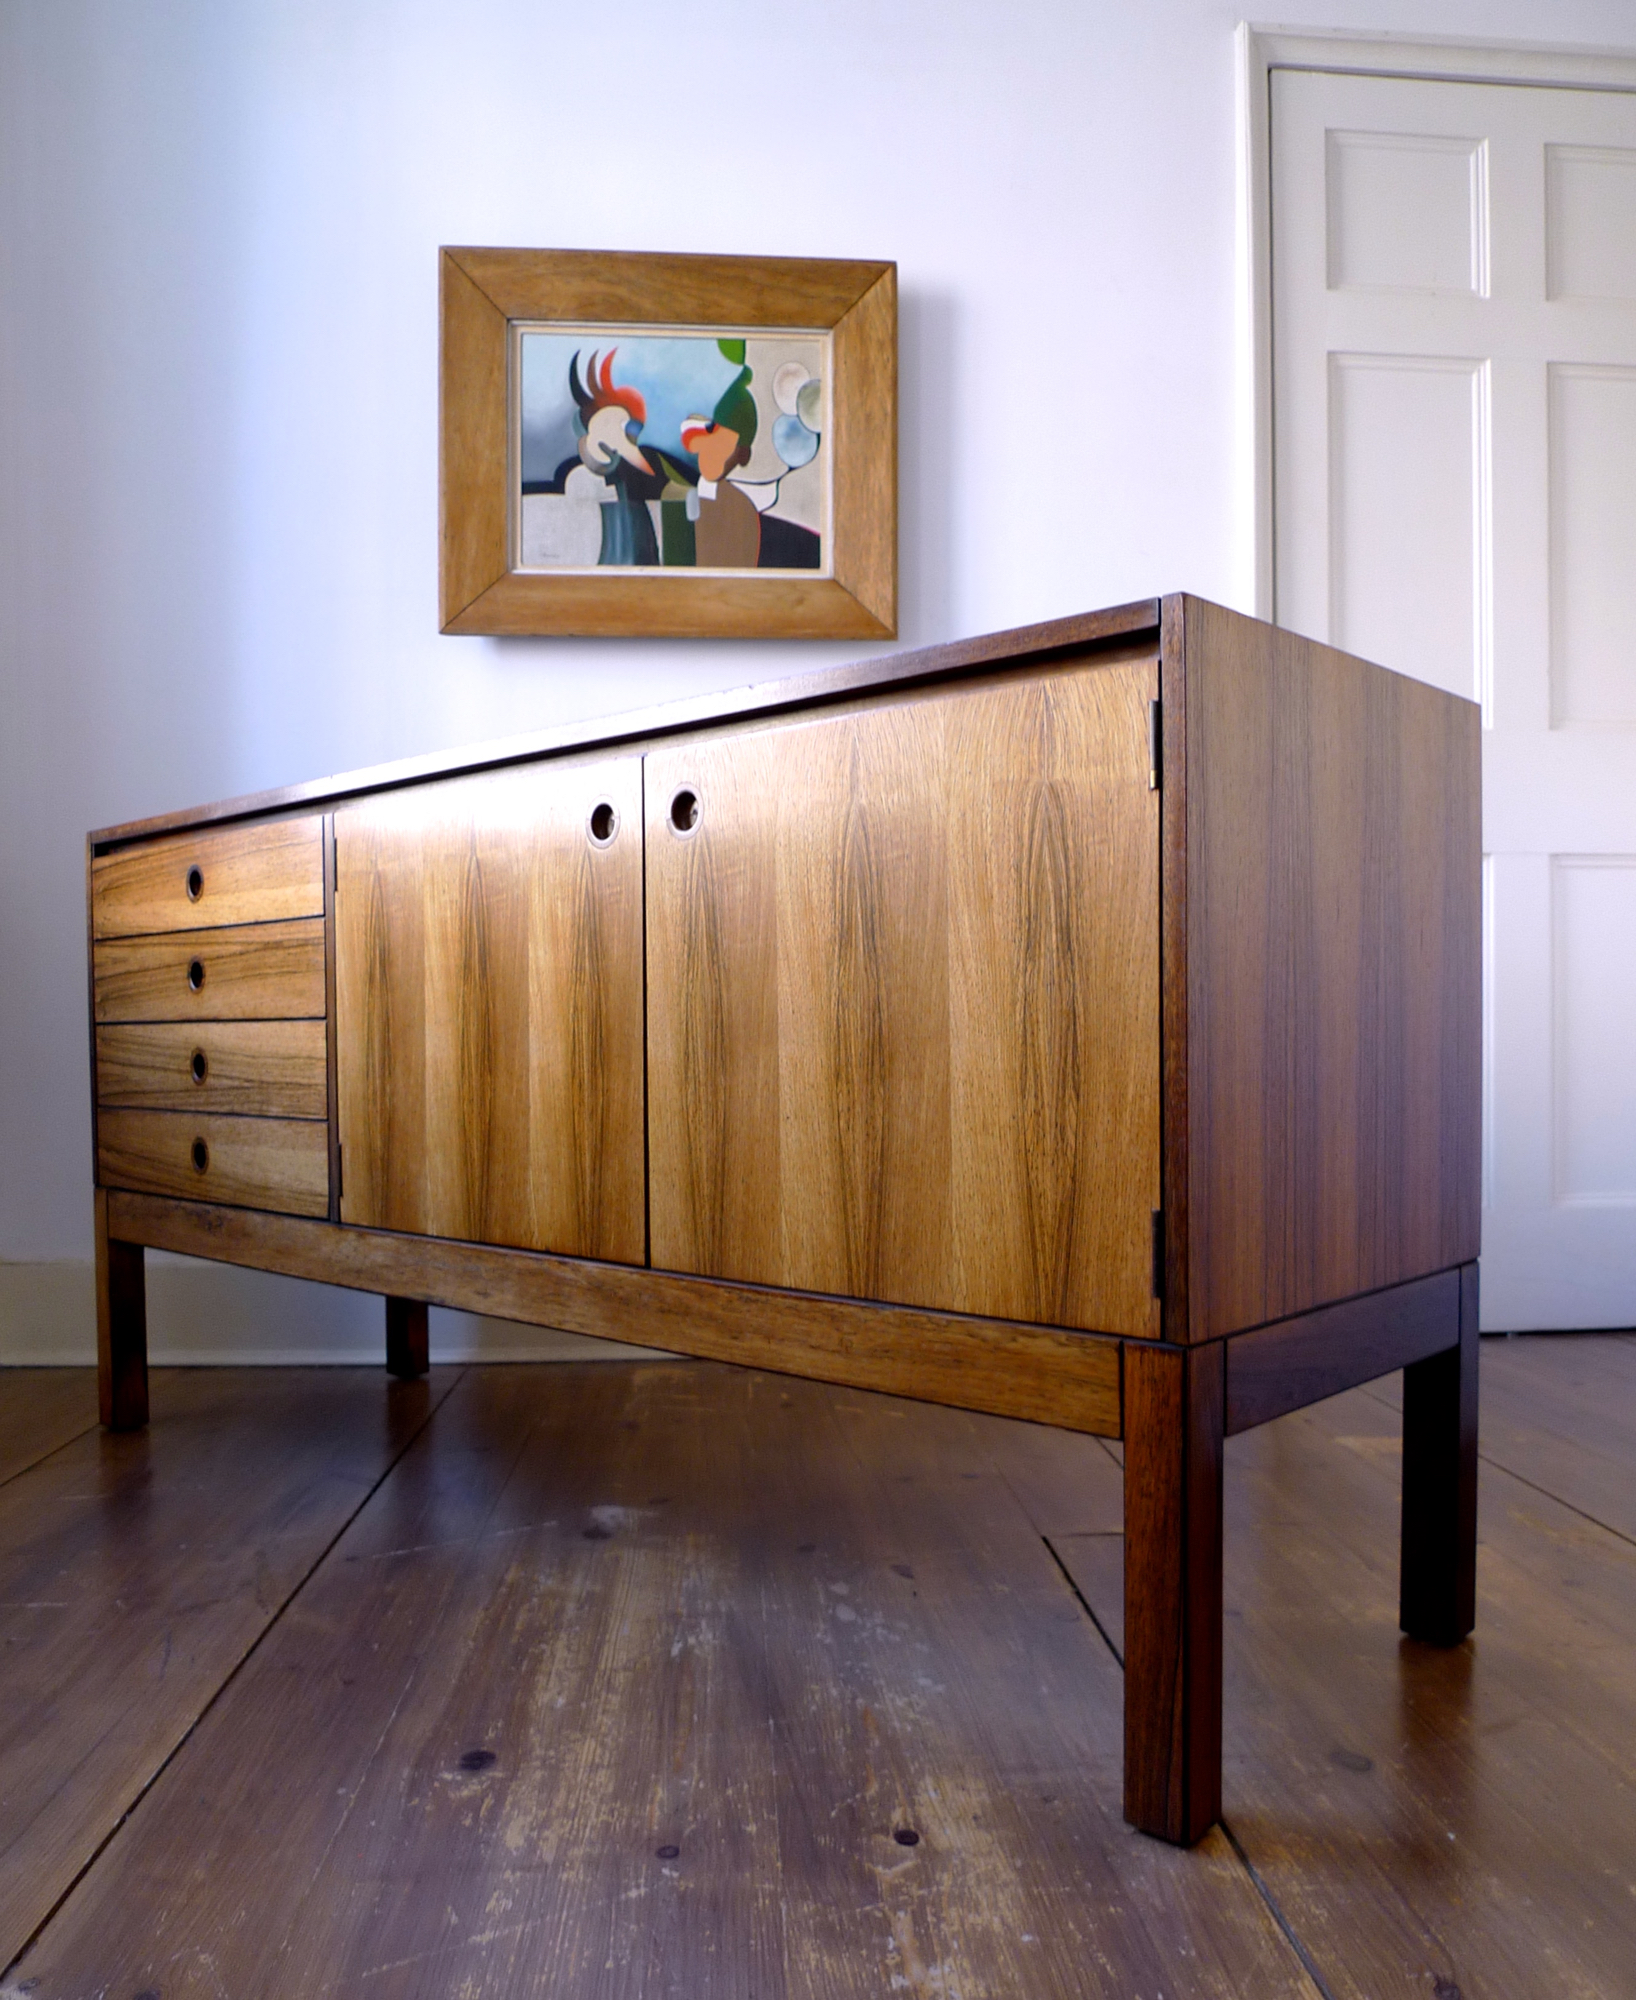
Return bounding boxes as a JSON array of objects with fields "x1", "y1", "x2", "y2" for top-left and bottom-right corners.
[
  {"x1": 0, "y1": 1337, "x2": 1631, "y2": 1998},
  {"x1": 0, "y1": 1368, "x2": 457, "y2": 1974},
  {"x1": 0, "y1": 1370, "x2": 98, "y2": 1486}
]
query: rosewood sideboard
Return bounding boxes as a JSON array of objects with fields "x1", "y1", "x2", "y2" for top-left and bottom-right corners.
[{"x1": 86, "y1": 595, "x2": 1481, "y2": 1845}]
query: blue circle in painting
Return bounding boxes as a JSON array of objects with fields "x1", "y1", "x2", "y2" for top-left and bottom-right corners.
[{"x1": 773, "y1": 413, "x2": 820, "y2": 469}]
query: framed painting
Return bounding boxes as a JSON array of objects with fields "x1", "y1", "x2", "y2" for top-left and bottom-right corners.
[{"x1": 439, "y1": 248, "x2": 896, "y2": 639}]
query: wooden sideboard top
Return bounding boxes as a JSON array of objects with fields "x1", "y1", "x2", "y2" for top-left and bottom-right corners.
[{"x1": 90, "y1": 598, "x2": 1163, "y2": 851}]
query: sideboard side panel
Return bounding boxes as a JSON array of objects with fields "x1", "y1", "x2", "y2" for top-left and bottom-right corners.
[{"x1": 1183, "y1": 598, "x2": 1482, "y2": 1341}]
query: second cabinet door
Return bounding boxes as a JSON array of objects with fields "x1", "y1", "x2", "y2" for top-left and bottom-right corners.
[
  {"x1": 644, "y1": 659, "x2": 1162, "y2": 1336},
  {"x1": 335, "y1": 755, "x2": 645, "y2": 1261}
]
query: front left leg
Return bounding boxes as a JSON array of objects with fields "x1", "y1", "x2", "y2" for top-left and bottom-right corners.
[{"x1": 1123, "y1": 1338, "x2": 1225, "y2": 1844}]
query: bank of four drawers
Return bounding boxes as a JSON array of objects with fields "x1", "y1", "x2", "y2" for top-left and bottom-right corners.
[{"x1": 91, "y1": 818, "x2": 330, "y2": 1218}]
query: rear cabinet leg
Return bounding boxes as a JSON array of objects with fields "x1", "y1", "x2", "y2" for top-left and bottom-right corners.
[
  {"x1": 95, "y1": 1188, "x2": 149, "y2": 1431},
  {"x1": 385, "y1": 1296, "x2": 430, "y2": 1380},
  {"x1": 1123, "y1": 1339, "x2": 1225, "y2": 1845},
  {"x1": 1401, "y1": 1262, "x2": 1479, "y2": 1645}
]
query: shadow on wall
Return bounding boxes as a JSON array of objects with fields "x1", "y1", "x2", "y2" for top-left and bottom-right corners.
[
  {"x1": 0, "y1": 1257, "x2": 678, "y2": 1367},
  {"x1": 898, "y1": 285, "x2": 958, "y2": 643}
]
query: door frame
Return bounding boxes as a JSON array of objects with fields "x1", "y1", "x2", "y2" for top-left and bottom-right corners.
[{"x1": 1236, "y1": 22, "x2": 1636, "y2": 621}]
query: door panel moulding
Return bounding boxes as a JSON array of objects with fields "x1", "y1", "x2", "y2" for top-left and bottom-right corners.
[{"x1": 1236, "y1": 23, "x2": 1636, "y2": 624}]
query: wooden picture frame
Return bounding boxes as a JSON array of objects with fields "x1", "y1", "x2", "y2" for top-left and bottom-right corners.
[{"x1": 439, "y1": 247, "x2": 897, "y2": 639}]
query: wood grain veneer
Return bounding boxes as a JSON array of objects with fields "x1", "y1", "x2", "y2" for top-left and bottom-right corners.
[
  {"x1": 98, "y1": 1111, "x2": 330, "y2": 1218},
  {"x1": 95, "y1": 1020, "x2": 328, "y2": 1118},
  {"x1": 644, "y1": 658, "x2": 1161, "y2": 1335},
  {"x1": 91, "y1": 815, "x2": 323, "y2": 936},
  {"x1": 104, "y1": 1191, "x2": 1125, "y2": 1437},
  {"x1": 1176, "y1": 596, "x2": 1481, "y2": 1342},
  {"x1": 93, "y1": 919, "x2": 326, "y2": 1023},
  {"x1": 334, "y1": 754, "x2": 646, "y2": 1262}
]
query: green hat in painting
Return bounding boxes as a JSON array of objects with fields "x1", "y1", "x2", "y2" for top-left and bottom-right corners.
[{"x1": 713, "y1": 364, "x2": 758, "y2": 446}]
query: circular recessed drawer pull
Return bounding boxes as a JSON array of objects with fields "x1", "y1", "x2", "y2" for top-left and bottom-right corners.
[
  {"x1": 587, "y1": 800, "x2": 619, "y2": 848},
  {"x1": 185, "y1": 864, "x2": 204, "y2": 902},
  {"x1": 187, "y1": 958, "x2": 206, "y2": 992},
  {"x1": 669, "y1": 786, "x2": 701, "y2": 835},
  {"x1": 191, "y1": 1137, "x2": 210, "y2": 1174},
  {"x1": 191, "y1": 1048, "x2": 209, "y2": 1085}
]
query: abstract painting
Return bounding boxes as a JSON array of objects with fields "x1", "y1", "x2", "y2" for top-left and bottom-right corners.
[
  {"x1": 517, "y1": 330, "x2": 829, "y2": 576},
  {"x1": 439, "y1": 247, "x2": 896, "y2": 639}
]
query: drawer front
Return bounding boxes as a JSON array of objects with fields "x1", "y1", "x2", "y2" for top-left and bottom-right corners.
[
  {"x1": 93, "y1": 919, "x2": 326, "y2": 1023},
  {"x1": 92, "y1": 815, "x2": 324, "y2": 938},
  {"x1": 97, "y1": 1109, "x2": 329, "y2": 1217},
  {"x1": 96, "y1": 1020, "x2": 327, "y2": 1117}
]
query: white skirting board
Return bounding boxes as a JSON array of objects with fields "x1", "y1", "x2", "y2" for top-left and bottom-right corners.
[{"x1": 0, "y1": 1255, "x2": 678, "y2": 1367}]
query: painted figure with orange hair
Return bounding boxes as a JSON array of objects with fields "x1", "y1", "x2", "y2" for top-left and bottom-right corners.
[
  {"x1": 569, "y1": 348, "x2": 661, "y2": 566},
  {"x1": 679, "y1": 363, "x2": 763, "y2": 568}
]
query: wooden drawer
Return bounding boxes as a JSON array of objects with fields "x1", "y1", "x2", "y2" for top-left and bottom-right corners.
[
  {"x1": 96, "y1": 1020, "x2": 327, "y2": 1117},
  {"x1": 97, "y1": 1109, "x2": 329, "y2": 1217},
  {"x1": 92, "y1": 816, "x2": 324, "y2": 938},
  {"x1": 93, "y1": 919, "x2": 326, "y2": 1023}
]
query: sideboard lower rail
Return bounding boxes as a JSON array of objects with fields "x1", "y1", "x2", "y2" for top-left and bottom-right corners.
[
  {"x1": 105, "y1": 1191, "x2": 1125, "y2": 1438},
  {"x1": 1223, "y1": 1269, "x2": 1465, "y2": 1435}
]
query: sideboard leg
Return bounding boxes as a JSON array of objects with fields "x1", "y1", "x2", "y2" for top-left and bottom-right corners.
[
  {"x1": 1123, "y1": 1339, "x2": 1224, "y2": 1845},
  {"x1": 95, "y1": 1188, "x2": 149, "y2": 1431},
  {"x1": 1401, "y1": 1262, "x2": 1479, "y2": 1645},
  {"x1": 385, "y1": 1296, "x2": 430, "y2": 1380}
]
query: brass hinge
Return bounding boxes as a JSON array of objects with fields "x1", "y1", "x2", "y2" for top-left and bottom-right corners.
[
  {"x1": 1148, "y1": 698, "x2": 1162, "y2": 791},
  {"x1": 1151, "y1": 1209, "x2": 1164, "y2": 1300}
]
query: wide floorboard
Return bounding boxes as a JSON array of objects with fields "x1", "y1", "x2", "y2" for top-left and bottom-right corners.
[
  {"x1": 1, "y1": 1336, "x2": 1631, "y2": 1997},
  {"x1": 0, "y1": 1369, "x2": 97, "y2": 1485}
]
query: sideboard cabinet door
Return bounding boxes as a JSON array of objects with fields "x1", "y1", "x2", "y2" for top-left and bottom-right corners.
[
  {"x1": 644, "y1": 659, "x2": 1162, "y2": 1336},
  {"x1": 334, "y1": 756, "x2": 645, "y2": 1262}
]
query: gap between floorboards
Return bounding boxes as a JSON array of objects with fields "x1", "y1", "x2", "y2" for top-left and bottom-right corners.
[
  {"x1": 0, "y1": 1420, "x2": 101, "y2": 1494},
  {"x1": 1358, "y1": 1376, "x2": 1636, "y2": 1553},
  {"x1": 0, "y1": 1366, "x2": 467, "y2": 1986},
  {"x1": 1041, "y1": 1489, "x2": 1342, "y2": 2000}
]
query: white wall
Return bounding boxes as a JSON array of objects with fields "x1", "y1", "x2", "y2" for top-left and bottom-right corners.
[{"x1": 4, "y1": 0, "x2": 1631, "y2": 1358}]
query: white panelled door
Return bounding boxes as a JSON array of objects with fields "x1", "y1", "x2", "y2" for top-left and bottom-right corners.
[{"x1": 1272, "y1": 67, "x2": 1636, "y2": 1329}]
